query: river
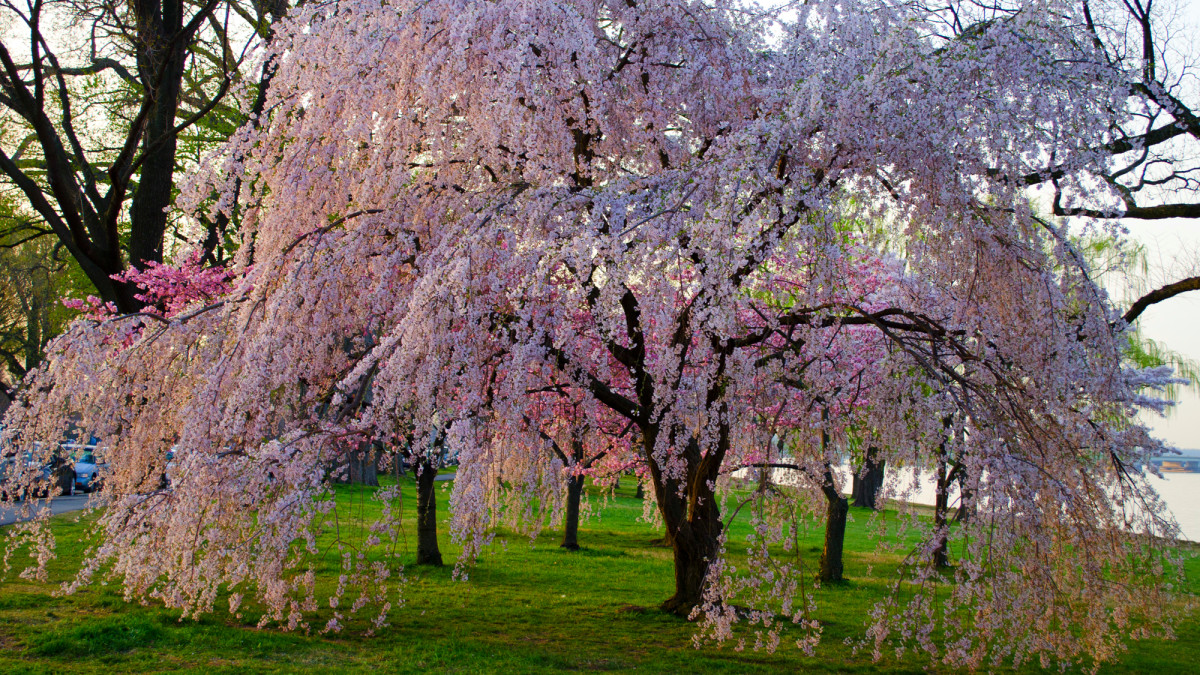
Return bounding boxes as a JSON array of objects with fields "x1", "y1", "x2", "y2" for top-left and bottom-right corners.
[
  {"x1": 1148, "y1": 472, "x2": 1200, "y2": 542},
  {"x1": 811, "y1": 465, "x2": 1200, "y2": 542}
]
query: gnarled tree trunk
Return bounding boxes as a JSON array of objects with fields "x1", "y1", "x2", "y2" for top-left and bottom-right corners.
[
  {"x1": 645, "y1": 429, "x2": 724, "y2": 617},
  {"x1": 660, "y1": 492, "x2": 722, "y2": 616}
]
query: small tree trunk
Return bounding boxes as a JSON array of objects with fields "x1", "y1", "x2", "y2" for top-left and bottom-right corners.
[
  {"x1": 851, "y1": 446, "x2": 885, "y2": 509},
  {"x1": 361, "y1": 445, "x2": 378, "y2": 486},
  {"x1": 954, "y1": 475, "x2": 973, "y2": 523},
  {"x1": 561, "y1": 473, "x2": 584, "y2": 550},
  {"x1": 415, "y1": 460, "x2": 443, "y2": 566},
  {"x1": 819, "y1": 492, "x2": 849, "y2": 582},
  {"x1": 634, "y1": 479, "x2": 644, "y2": 499},
  {"x1": 816, "y1": 417, "x2": 847, "y2": 583},
  {"x1": 336, "y1": 443, "x2": 379, "y2": 486},
  {"x1": 932, "y1": 456, "x2": 950, "y2": 569}
]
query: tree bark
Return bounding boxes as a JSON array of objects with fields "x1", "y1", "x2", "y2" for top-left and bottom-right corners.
[
  {"x1": 932, "y1": 455, "x2": 951, "y2": 569},
  {"x1": 415, "y1": 459, "x2": 443, "y2": 566},
  {"x1": 645, "y1": 430, "x2": 723, "y2": 617},
  {"x1": 127, "y1": 0, "x2": 188, "y2": 274},
  {"x1": 819, "y1": 492, "x2": 849, "y2": 583},
  {"x1": 816, "y1": 416, "x2": 848, "y2": 583},
  {"x1": 336, "y1": 443, "x2": 379, "y2": 486},
  {"x1": 561, "y1": 473, "x2": 584, "y2": 550},
  {"x1": 851, "y1": 445, "x2": 885, "y2": 509},
  {"x1": 954, "y1": 473, "x2": 973, "y2": 523},
  {"x1": 660, "y1": 513, "x2": 721, "y2": 616},
  {"x1": 818, "y1": 429, "x2": 848, "y2": 584}
]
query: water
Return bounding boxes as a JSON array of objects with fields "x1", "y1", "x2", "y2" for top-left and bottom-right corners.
[
  {"x1": 876, "y1": 469, "x2": 1200, "y2": 542},
  {"x1": 750, "y1": 465, "x2": 1200, "y2": 542},
  {"x1": 883, "y1": 469, "x2": 1200, "y2": 542},
  {"x1": 1148, "y1": 472, "x2": 1200, "y2": 542}
]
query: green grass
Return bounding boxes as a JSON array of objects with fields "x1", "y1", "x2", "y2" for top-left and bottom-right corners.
[{"x1": 0, "y1": 478, "x2": 1195, "y2": 673}]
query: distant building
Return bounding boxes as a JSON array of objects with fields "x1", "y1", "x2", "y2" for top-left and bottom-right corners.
[{"x1": 1150, "y1": 448, "x2": 1200, "y2": 473}]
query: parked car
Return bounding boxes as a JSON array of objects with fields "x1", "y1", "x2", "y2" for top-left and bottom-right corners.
[
  {"x1": 0, "y1": 454, "x2": 21, "y2": 502},
  {"x1": 0, "y1": 447, "x2": 73, "y2": 500},
  {"x1": 42, "y1": 451, "x2": 75, "y2": 497},
  {"x1": 68, "y1": 447, "x2": 104, "y2": 493},
  {"x1": 60, "y1": 437, "x2": 109, "y2": 494}
]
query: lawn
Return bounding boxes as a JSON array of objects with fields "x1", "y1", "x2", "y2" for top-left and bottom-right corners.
[{"x1": 0, "y1": 478, "x2": 1195, "y2": 673}]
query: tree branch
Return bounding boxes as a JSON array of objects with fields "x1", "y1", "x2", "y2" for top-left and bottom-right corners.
[{"x1": 1124, "y1": 276, "x2": 1200, "y2": 324}]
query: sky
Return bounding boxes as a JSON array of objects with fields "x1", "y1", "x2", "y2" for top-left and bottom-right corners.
[
  {"x1": 1123, "y1": 0, "x2": 1200, "y2": 451},
  {"x1": 1126, "y1": 220, "x2": 1200, "y2": 450}
]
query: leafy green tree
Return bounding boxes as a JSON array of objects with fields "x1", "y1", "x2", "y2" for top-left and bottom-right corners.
[
  {"x1": 0, "y1": 0, "x2": 291, "y2": 312},
  {"x1": 0, "y1": 198, "x2": 85, "y2": 384}
]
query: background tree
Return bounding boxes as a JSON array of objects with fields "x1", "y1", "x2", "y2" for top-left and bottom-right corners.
[
  {"x1": 0, "y1": 197, "x2": 82, "y2": 382},
  {"x1": 938, "y1": 0, "x2": 1200, "y2": 315},
  {"x1": 0, "y1": 0, "x2": 291, "y2": 312}
]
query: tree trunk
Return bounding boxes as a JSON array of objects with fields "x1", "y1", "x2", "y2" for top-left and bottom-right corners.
[
  {"x1": 932, "y1": 456, "x2": 950, "y2": 569},
  {"x1": 337, "y1": 443, "x2": 379, "y2": 486},
  {"x1": 660, "y1": 513, "x2": 721, "y2": 616},
  {"x1": 127, "y1": 1, "x2": 188, "y2": 273},
  {"x1": 955, "y1": 461, "x2": 974, "y2": 521},
  {"x1": 415, "y1": 459, "x2": 443, "y2": 566},
  {"x1": 851, "y1": 446, "x2": 885, "y2": 509},
  {"x1": 819, "y1": 492, "x2": 849, "y2": 582},
  {"x1": 361, "y1": 445, "x2": 378, "y2": 486},
  {"x1": 561, "y1": 473, "x2": 584, "y2": 550},
  {"x1": 645, "y1": 430, "x2": 723, "y2": 617},
  {"x1": 954, "y1": 472, "x2": 973, "y2": 523},
  {"x1": 816, "y1": 417, "x2": 847, "y2": 583}
]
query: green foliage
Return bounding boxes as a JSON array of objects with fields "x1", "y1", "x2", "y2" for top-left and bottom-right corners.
[
  {"x1": 0, "y1": 199, "x2": 92, "y2": 385},
  {"x1": 1125, "y1": 330, "x2": 1200, "y2": 402}
]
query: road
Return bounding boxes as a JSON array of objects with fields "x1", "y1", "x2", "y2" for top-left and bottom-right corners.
[
  {"x1": 0, "y1": 475, "x2": 454, "y2": 527},
  {"x1": 0, "y1": 493, "x2": 91, "y2": 526}
]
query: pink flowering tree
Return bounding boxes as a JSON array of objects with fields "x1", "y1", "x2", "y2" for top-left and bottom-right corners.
[
  {"x1": 63, "y1": 251, "x2": 236, "y2": 321},
  {"x1": 0, "y1": 0, "x2": 1191, "y2": 666}
]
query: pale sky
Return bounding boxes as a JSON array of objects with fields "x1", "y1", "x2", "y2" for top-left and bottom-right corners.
[
  {"x1": 1071, "y1": 0, "x2": 1200, "y2": 452},
  {"x1": 1126, "y1": 220, "x2": 1200, "y2": 450}
]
